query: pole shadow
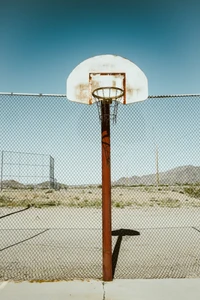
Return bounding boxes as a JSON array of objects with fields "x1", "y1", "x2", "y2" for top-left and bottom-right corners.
[{"x1": 112, "y1": 228, "x2": 140, "y2": 278}]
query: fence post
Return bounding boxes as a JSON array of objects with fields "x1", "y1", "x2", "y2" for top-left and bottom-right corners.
[
  {"x1": 49, "y1": 156, "x2": 55, "y2": 189},
  {"x1": 0, "y1": 151, "x2": 4, "y2": 191}
]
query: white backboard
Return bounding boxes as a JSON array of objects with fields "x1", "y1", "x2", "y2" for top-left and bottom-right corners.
[{"x1": 67, "y1": 54, "x2": 148, "y2": 104}]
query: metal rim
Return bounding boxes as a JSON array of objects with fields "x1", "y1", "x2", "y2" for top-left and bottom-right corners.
[{"x1": 92, "y1": 87, "x2": 124, "y2": 101}]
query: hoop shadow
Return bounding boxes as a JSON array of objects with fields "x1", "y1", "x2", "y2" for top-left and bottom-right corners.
[{"x1": 112, "y1": 228, "x2": 140, "y2": 278}]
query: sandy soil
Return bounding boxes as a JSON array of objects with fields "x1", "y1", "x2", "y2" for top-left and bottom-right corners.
[{"x1": 0, "y1": 185, "x2": 200, "y2": 208}]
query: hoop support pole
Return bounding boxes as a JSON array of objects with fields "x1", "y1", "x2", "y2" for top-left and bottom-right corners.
[{"x1": 101, "y1": 102, "x2": 113, "y2": 281}]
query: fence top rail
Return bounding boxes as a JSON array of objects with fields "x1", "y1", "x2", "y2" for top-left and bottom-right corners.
[
  {"x1": 0, "y1": 91, "x2": 200, "y2": 98},
  {"x1": 0, "y1": 92, "x2": 66, "y2": 97},
  {"x1": 148, "y1": 93, "x2": 200, "y2": 98},
  {"x1": 1, "y1": 150, "x2": 51, "y2": 157}
]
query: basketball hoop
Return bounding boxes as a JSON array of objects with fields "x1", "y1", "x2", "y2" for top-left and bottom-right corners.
[
  {"x1": 67, "y1": 54, "x2": 148, "y2": 281},
  {"x1": 92, "y1": 87, "x2": 124, "y2": 123}
]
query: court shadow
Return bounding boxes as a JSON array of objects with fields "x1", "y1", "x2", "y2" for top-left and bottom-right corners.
[{"x1": 112, "y1": 228, "x2": 140, "y2": 278}]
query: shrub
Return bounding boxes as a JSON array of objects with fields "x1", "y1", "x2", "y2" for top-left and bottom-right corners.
[
  {"x1": 45, "y1": 189, "x2": 54, "y2": 194},
  {"x1": 184, "y1": 187, "x2": 200, "y2": 198}
]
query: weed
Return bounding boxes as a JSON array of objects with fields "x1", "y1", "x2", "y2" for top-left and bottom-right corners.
[
  {"x1": 184, "y1": 187, "x2": 200, "y2": 198},
  {"x1": 0, "y1": 195, "x2": 8, "y2": 202},
  {"x1": 158, "y1": 198, "x2": 181, "y2": 208},
  {"x1": 144, "y1": 186, "x2": 154, "y2": 192},
  {"x1": 88, "y1": 185, "x2": 95, "y2": 189},
  {"x1": 68, "y1": 200, "x2": 76, "y2": 207},
  {"x1": 0, "y1": 195, "x2": 13, "y2": 207},
  {"x1": 132, "y1": 201, "x2": 144, "y2": 207},
  {"x1": 148, "y1": 198, "x2": 181, "y2": 208},
  {"x1": 0, "y1": 196, "x2": 61, "y2": 208},
  {"x1": 113, "y1": 201, "x2": 131, "y2": 208},
  {"x1": 45, "y1": 190, "x2": 54, "y2": 194},
  {"x1": 150, "y1": 197, "x2": 156, "y2": 201},
  {"x1": 66, "y1": 199, "x2": 102, "y2": 208},
  {"x1": 33, "y1": 193, "x2": 39, "y2": 199},
  {"x1": 31, "y1": 200, "x2": 60, "y2": 208}
]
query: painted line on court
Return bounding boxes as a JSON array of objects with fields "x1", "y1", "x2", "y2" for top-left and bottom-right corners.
[{"x1": 0, "y1": 281, "x2": 9, "y2": 291}]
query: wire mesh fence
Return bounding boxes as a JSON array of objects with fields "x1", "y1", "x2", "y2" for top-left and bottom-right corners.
[
  {"x1": 0, "y1": 150, "x2": 55, "y2": 191},
  {"x1": 1, "y1": 93, "x2": 200, "y2": 280}
]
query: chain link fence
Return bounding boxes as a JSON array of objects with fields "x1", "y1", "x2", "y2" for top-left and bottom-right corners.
[
  {"x1": 0, "y1": 93, "x2": 200, "y2": 280},
  {"x1": 0, "y1": 150, "x2": 55, "y2": 191}
]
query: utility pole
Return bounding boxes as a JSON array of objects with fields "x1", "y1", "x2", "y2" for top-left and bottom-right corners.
[
  {"x1": 156, "y1": 145, "x2": 160, "y2": 187},
  {"x1": 1, "y1": 151, "x2": 4, "y2": 191}
]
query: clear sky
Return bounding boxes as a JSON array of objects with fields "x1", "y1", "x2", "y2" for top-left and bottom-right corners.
[{"x1": 0, "y1": 0, "x2": 200, "y2": 185}]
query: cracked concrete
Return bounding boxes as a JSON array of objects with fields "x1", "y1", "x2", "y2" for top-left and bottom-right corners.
[
  {"x1": 1, "y1": 279, "x2": 200, "y2": 300},
  {"x1": 102, "y1": 282, "x2": 105, "y2": 300},
  {"x1": 1, "y1": 207, "x2": 200, "y2": 280}
]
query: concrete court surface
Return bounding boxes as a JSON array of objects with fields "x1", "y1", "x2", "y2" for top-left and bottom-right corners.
[
  {"x1": 1, "y1": 279, "x2": 200, "y2": 300},
  {"x1": 1, "y1": 207, "x2": 200, "y2": 280}
]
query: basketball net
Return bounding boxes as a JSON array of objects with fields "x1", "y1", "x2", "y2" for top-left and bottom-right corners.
[{"x1": 92, "y1": 87, "x2": 124, "y2": 123}]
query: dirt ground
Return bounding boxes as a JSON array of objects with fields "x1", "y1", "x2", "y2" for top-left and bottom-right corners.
[{"x1": 0, "y1": 185, "x2": 200, "y2": 208}]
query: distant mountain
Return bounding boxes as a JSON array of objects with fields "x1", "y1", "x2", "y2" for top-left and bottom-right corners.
[
  {"x1": 2, "y1": 166, "x2": 200, "y2": 189},
  {"x1": 2, "y1": 180, "x2": 25, "y2": 189},
  {"x1": 113, "y1": 165, "x2": 200, "y2": 186},
  {"x1": 1, "y1": 180, "x2": 68, "y2": 190},
  {"x1": 35, "y1": 181, "x2": 52, "y2": 189}
]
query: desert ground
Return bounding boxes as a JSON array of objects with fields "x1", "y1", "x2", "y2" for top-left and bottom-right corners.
[
  {"x1": 1, "y1": 185, "x2": 200, "y2": 281},
  {"x1": 1, "y1": 184, "x2": 200, "y2": 208}
]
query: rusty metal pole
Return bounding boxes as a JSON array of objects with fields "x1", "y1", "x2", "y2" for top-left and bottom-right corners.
[{"x1": 101, "y1": 101, "x2": 112, "y2": 281}]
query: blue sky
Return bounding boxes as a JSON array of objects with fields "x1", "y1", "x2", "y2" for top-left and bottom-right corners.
[{"x1": 0, "y1": 0, "x2": 200, "y2": 185}]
